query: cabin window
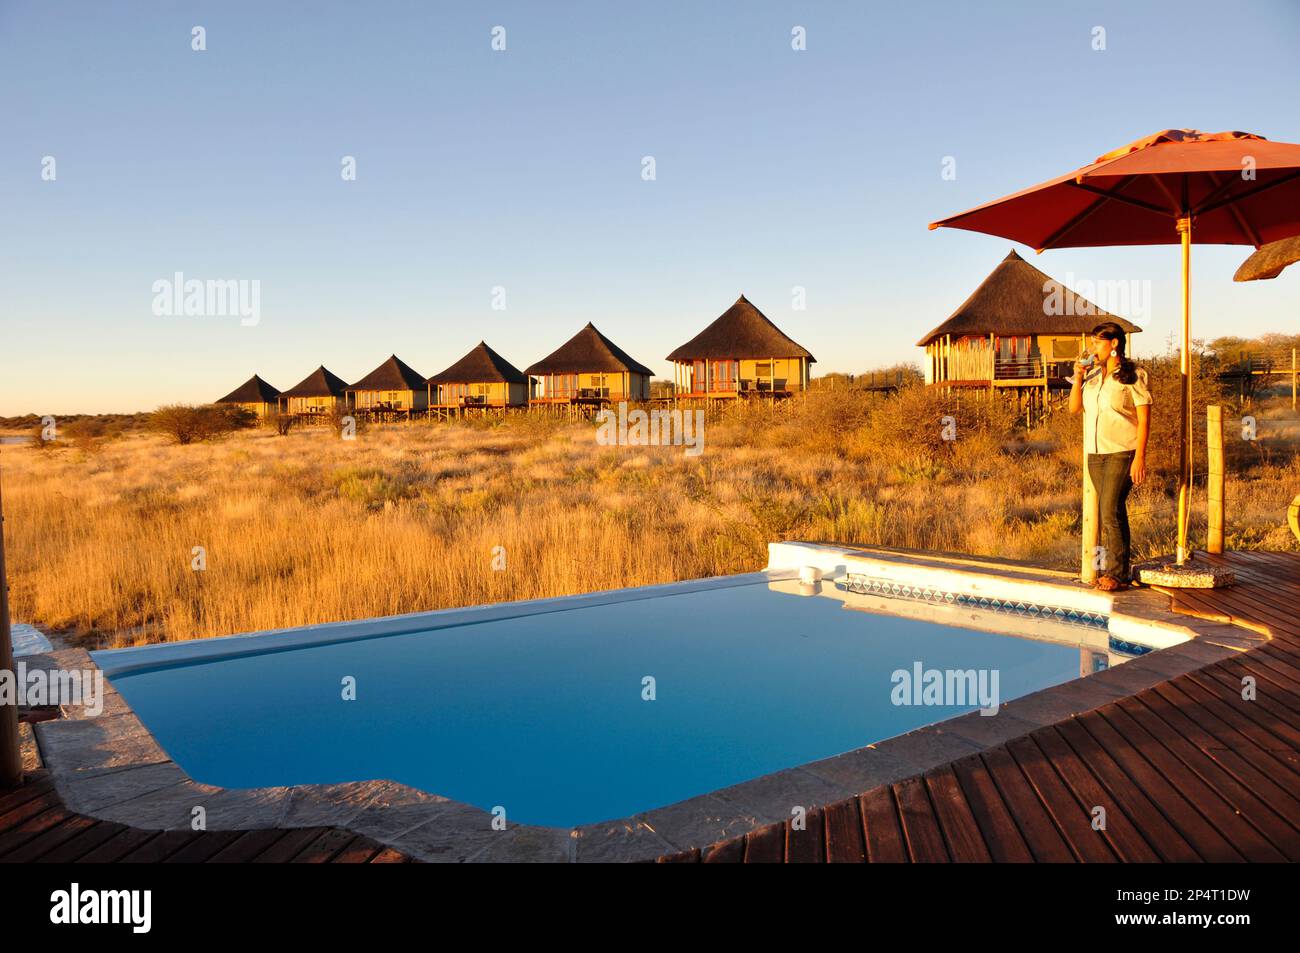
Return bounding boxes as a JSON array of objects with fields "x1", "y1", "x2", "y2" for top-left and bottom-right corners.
[{"x1": 1051, "y1": 338, "x2": 1080, "y2": 360}]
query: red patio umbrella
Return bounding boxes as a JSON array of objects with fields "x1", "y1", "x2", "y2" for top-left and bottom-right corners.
[{"x1": 930, "y1": 129, "x2": 1300, "y2": 567}]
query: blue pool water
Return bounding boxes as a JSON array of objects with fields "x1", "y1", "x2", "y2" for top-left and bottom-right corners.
[{"x1": 102, "y1": 577, "x2": 1091, "y2": 827}]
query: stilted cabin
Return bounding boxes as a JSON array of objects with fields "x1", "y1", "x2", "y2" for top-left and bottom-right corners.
[
  {"x1": 426, "y1": 341, "x2": 528, "y2": 409},
  {"x1": 919, "y1": 250, "x2": 1141, "y2": 393},
  {"x1": 525, "y1": 323, "x2": 653, "y2": 404},
  {"x1": 347, "y1": 354, "x2": 429, "y2": 417},
  {"x1": 667, "y1": 295, "x2": 815, "y2": 397},
  {"x1": 277, "y1": 365, "x2": 351, "y2": 416},
  {"x1": 214, "y1": 374, "x2": 280, "y2": 418}
]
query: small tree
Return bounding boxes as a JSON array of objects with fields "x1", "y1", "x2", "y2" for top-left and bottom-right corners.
[
  {"x1": 149, "y1": 404, "x2": 255, "y2": 445},
  {"x1": 271, "y1": 412, "x2": 296, "y2": 436}
]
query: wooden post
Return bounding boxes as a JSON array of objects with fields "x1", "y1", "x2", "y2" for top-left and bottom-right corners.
[
  {"x1": 1081, "y1": 448, "x2": 1100, "y2": 584},
  {"x1": 1207, "y1": 405, "x2": 1224, "y2": 554},
  {"x1": 0, "y1": 463, "x2": 23, "y2": 788}
]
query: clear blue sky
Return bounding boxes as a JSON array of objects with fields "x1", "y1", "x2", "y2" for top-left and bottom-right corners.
[{"x1": 3, "y1": 0, "x2": 1298, "y2": 415}]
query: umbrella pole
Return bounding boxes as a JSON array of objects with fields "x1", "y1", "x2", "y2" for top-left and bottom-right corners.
[{"x1": 1176, "y1": 217, "x2": 1192, "y2": 565}]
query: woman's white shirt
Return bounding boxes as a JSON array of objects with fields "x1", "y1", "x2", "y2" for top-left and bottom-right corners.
[{"x1": 1082, "y1": 365, "x2": 1152, "y2": 455}]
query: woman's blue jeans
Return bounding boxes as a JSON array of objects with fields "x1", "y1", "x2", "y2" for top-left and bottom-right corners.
[{"x1": 1087, "y1": 450, "x2": 1135, "y2": 582}]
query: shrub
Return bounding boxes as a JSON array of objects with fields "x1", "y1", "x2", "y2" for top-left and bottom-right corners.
[
  {"x1": 149, "y1": 404, "x2": 255, "y2": 445},
  {"x1": 271, "y1": 413, "x2": 296, "y2": 437}
]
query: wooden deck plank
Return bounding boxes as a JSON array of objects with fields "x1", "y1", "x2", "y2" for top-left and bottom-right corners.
[
  {"x1": 207, "y1": 829, "x2": 294, "y2": 863},
  {"x1": 858, "y1": 786, "x2": 908, "y2": 862},
  {"x1": 786, "y1": 807, "x2": 825, "y2": 864},
  {"x1": 250, "y1": 826, "x2": 338, "y2": 863},
  {"x1": 1166, "y1": 672, "x2": 1300, "y2": 761},
  {"x1": 163, "y1": 829, "x2": 246, "y2": 863},
  {"x1": 742, "y1": 822, "x2": 786, "y2": 863},
  {"x1": 0, "y1": 775, "x2": 56, "y2": 818},
  {"x1": 75, "y1": 827, "x2": 168, "y2": 863},
  {"x1": 1051, "y1": 719, "x2": 1203, "y2": 862},
  {"x1": 0, "y1": 804, "x2": 75, "y2": 857},
  {"x1": 1027, "y1": 727, "x2": 1160, "y2": 862},
  {"x1": 332, "y1": 837, "x2": 385, "y2": 864},
  {"x1": 1094, "y1": 704, "x2": 1287, "y2": 861},
  {"x1": 1132, "y1": 688, "x2": 1300, "y2": 833},
  {"x1": 1114, "y1": 694, "x2": 1300, "y2": 860},
  {"x1": 923, "y1": 766, "x2": 992, "y2": 862},
  {"x1": 1003, "y1": 734, "x2": 1116, "y2": 862},
  {"x1": 1153, "y1": 679, "x2": 1300, "y2": 780},
  {"x1": 289, "y1": 829, "x2": 360, "y2": 864},
  {"x1": 1184, "y1": 668, "x2": 1300, "y2": 750},
  {"x1": 0, "y1": 814, "x2": 101, "y2": 863},
  {"x1": 0, "y1": 788, "x2": 63, "y2": 838},
  {"x1": 822, "y1": 798, "x2": 866, "y2": 863},
  {"x1": 701, "y1": 836, "x2": 745, "y2": 863},
  {"x1": 117, "y1": 830, "x2": 204, "y2": 863},
  {"x1": 949, "y1": 754, "x2": 1035, "y2": 862},
  {"x1": 978, "y1": 747, "x2": 1074, "y2": 862},
  {"x1": 35, "y1": 821, "x2": 133, "y2": 863},
  {"x1": 893, "y1": 775, "x2": 950, "y2": 862},
  {"x1": 1074, "y1": 709, "x2": 1247, "y2": 861}
]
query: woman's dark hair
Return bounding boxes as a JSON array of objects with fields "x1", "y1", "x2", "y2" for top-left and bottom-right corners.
[{"x1": 1091, "y1": 321, "x2": 1138, "y2": 384}]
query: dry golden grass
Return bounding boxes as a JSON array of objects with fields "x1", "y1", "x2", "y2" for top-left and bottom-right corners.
[{"x1": 4, "y1": 382, "x2": 1297, "y2": 648}]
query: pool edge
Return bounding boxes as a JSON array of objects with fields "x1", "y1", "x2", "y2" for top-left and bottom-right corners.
[{"x1": 30, "y1": 543, "x2": 1269, "y2": 863}]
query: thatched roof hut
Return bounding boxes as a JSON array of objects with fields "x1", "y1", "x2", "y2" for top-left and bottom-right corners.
[
  {"x1": 525, "y1": 324, "x2": 653, "y2": 402},
  {"x1": 667, "y1": 296, "x2": 814, "y2": 396},
  {"x1": 216, "y1": 374, "x2": 280, "y2": 405},
  {"x1": 347, "y1": 355, "x2": 429, "y2": 414},
  {"x1": 917, "y1": 250, "x2": 1140, "y2": 346},
  {"x1": 350, "y1": 354, "x2": 427, "y2": 392},
  {"x1": 428, "y1": 341, "x2": 528, "y2": 385},
  {"x1": 278, "y1": 365, "x2": 351, "y2": 414},
  {"x1": 919, "y1": 250, "x2": 1141, "y2": 389},
  {"x1": 427, "y1": 342, "x2": 528, "y2": 408},
  {"x1": 281, "y1": 365, "x2": 351, "y2": 398},
  {"x1": 525, "y1": 323, "x2": 653, "y2": 377},
  {"x1": 667, "y1": 295, "x2": 815, "y2": 362}
]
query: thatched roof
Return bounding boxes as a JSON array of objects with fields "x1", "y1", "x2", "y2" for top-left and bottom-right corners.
[
  {"x1": 427, "y1": 341, "x2": 527, "y2": 385},
  {"x1": 524, "y1": 323, "x2": 654, "y2": 376},
  {"x1": 280, "y1": 365, "x2": 350, "y2": 398},
  {"x1": 349, "y1": 354, "x2": 426, "y2": 392},
  {"x1": 1234, "y1": 236, "x2": 1300, "y2": 282},
  {"x1": 216, "y1": 374, "x2": 280, "y2": 404},
  {"x1": 916, "y1": 250, "x2": 1141, "y2": 346},
  {"x1": 666, "y1": 295, "x2": 815, "y2": 363}
]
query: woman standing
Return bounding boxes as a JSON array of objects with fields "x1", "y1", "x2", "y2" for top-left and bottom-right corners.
[{"x1": 1068, "y1": 322, "x2": 1152, "y2": 591}]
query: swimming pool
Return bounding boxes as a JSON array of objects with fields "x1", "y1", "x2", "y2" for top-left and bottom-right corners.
[{"x1": 92, "y1": 564, "x2": 1149, "y2": 829}]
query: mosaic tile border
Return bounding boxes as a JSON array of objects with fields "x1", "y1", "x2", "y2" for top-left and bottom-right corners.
[{"x1": 836, "y1": 573, "x2": 1110, "y2": 630}]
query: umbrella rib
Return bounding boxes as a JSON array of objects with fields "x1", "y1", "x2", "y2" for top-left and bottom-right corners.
[
  {"x1": 1067, "y1": 180, "x2": 1173, "y2": 217},
  {"x1": 1041, "y1": 176, "x2": 1142, "y2": 249},
  {"x1": 1206, "y1": 171, "x2": 1263, "y2": 247},
  {"x1": 1196, "y1": 168, "x2": 1300, "y2": 217}
]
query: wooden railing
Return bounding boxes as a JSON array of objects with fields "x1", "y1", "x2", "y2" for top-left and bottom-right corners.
[{"x1": 993, "y1": 358, "x2": 1044, "y2": 380}]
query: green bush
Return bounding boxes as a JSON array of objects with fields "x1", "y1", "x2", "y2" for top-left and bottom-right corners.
[{"x1": 149, "y1": 404, "x2": 256, "y2": 445}]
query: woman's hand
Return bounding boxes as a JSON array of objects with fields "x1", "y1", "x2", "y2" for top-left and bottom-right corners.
[
  {"x1": 1130, "y1": 452, "x2": 1146, "y2": 486},
  {"x1": 1071, "y1": 359, "x2": 1088, "y2": 384}
]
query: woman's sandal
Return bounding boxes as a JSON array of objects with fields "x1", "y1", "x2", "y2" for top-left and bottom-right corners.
[{"x1": 1093, "y1": 575, "x2": 1130, "y2": 592}]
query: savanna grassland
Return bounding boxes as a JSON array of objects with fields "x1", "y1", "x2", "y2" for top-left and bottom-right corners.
[{"x1": 4, "y1": 365, "x2": 1298, "y2": 649}]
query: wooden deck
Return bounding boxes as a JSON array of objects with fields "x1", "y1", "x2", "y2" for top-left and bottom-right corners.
[
  {"x1": 0, "y1": 770, "x2": 417, "y2": 863},
  {"x1": 658, "y1": 550, "x2": 1300, "y2": 863}
]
